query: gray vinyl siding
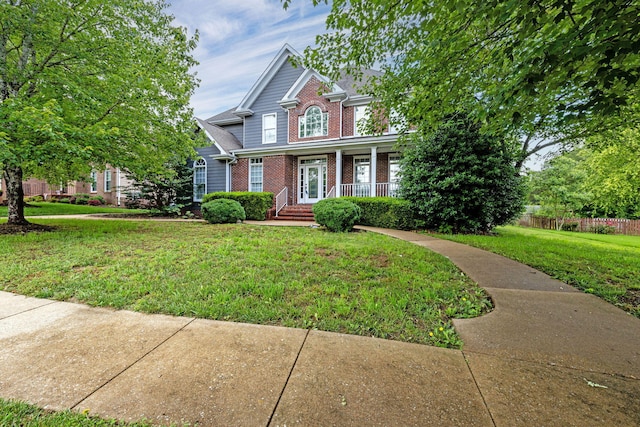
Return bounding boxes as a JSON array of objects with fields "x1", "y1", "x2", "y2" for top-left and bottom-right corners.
[
  {"x1": 221, "y1": 123, "x2": 244, "y2": 145},
  {"x1": 243, "y1": 60, "x2": 303, "y2": 149},
  {"x1": 195, "y1": 145, "x2": 227, "y2": 194}
]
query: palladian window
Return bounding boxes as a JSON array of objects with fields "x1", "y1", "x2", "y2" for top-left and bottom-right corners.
[{"x1": 298, "y1": 106, "x2": 328, "y2": 138}]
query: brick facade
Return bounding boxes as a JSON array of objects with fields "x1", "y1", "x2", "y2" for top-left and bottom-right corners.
[{"x1": 288, "y1": 77, "x2": 344, "y2": 143}]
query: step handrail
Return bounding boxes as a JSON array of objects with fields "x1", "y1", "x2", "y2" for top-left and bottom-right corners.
[{"x1": 275, "y1": 187, "x2": 288, "y2": 217}]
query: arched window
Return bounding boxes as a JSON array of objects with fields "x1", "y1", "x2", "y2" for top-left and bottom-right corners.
[
  {"x1": 298, "y1": 106, "x2": 328, "y2": 138},
  {"x1": 193, "y1": 158, "x2": 206, "y2": 201}
]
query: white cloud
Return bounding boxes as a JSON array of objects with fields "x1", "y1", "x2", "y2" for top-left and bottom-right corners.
[{"x1": 167, "y1": 0, "x2": 330, "y2": 118}]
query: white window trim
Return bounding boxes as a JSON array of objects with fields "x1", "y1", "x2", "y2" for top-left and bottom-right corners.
[
  {"x1": 299, "y1": 106, "x2": 328, "y2": 138},
  {"x1": 193, "y1": 158, "x2": 207, "y2": 202},
  {"x1": 354, "y1": 105, "x2": 370, "y2": 137},
  {"x1": 104, "y1": 169, "x2": 112, "y2": 192},
  {"x1": 249, "y1": 158, "x2": 263, "y2": 192},
  {"x1": 90, "y1": 171, "x2": 98, "y2": 193},
  {"x1": 262, "y1": 113, "x2": 277, "y2": 144},
  {"x1": 389, "y1": 154, "x2": 401, "y2": 183},
  {"x1": 353, "y1": 156, "x2": 371, "y2": 183}
]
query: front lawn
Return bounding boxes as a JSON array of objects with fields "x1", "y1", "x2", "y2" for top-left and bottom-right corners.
[
  {"x1": 0, "y1": 202, "x2": 145, "y2": 217},
  {"x1": 437, "y1": 225, "x2": 640, "y2": 317},
  {"x1": 0, "y1": 220, "x2": 491, "y2": 348}
]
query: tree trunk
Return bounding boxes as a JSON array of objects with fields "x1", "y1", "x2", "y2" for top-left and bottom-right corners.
[{"x1": 3, "y1": 167, "x2": 28, "y2": 225}]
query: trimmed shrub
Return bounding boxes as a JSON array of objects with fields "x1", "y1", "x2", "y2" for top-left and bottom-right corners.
[
  {"x1": 89, "y1": 195, "x2": 105, "y2": 205},
  {"x1": 73, "y1": 193, "x2": 91, "y2": 205},
  {"x1": 25, "y1": 195, "x2": 44, "y2": 202},
  {"x1": 87, "y1": 199, "x2": 102, "y2": 206},
  {"x1": 202, "y1": 199, "x2": 246, "y2": 224},
  {"x1": 313, "y1": 198, "x2": 361, "y2": 232},
  {"x1": 58, "y1": 198, "x2": 71, "y2": 204},
  {"x1": 343, "y1": 197, "x2": 420, "y2": 230},
  {"x1": 202, "y1": 192, "x2": 273, "y2": 220}
]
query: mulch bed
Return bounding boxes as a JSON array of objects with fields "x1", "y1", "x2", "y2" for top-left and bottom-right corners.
[{"x1": 0, "y1": 223, "x2": 57, "y2": 235}]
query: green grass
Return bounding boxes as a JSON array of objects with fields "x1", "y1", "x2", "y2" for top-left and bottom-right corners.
[
  {"x1": 0, "y1": 398, "x2": 169, "y2": 426},
  {"x1": 0, "y1": 202, "x2": 145, "y2": 217},
  {"x1": 0, "y1": 219, "x2": 491, "y2": 348},
  {"x1": 436, "y1": 225, "x2": 640, "y2": 317}
]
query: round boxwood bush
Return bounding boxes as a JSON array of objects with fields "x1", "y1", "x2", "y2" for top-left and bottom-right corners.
[
  {"x1": 313, "y1": 198, "x2": 361, "y2": 232},
  {"x1": 201, "y1": 198, "x2": 246, "y2": 224}
]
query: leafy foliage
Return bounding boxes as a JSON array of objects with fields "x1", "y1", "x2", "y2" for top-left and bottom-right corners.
[
  {"x1": 202, "y1": 191, "x2": 273, "y2": 220},
  {"x1": 528, "y1": 149, "x2": 593, "y2": 224},
  {"x1": 126, "y1": 159, "x2": 194, "y2": 215},
  {"x1": 585, "y1": 129, "x2": 640, "y2": 219},
  {"x1": 0, "y1": 0, "x2": 199, "y2": 224},
  {"x1": 201, "y1": 199, "x2": 246, "y2": 224},
  {"x1": 400, "y1": 115, "x2": 526, "y2": 233},
  {"x1": 313, "y1": 198, "x2": 361, "y2": 232},
  {"x1": 342, "y1": 197, "x2": 421, "y2": 230},
  {"x1": 290, "y1": 0, "x2": 640, "y2": 167}
]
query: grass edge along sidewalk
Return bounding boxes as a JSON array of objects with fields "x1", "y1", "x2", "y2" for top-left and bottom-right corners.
[
  {"x1": 0, "y1": 219, "x2": 491, "y2": 348},
  {"x1": 437, "y1": 225, "x2": 640, "y2": 317}
]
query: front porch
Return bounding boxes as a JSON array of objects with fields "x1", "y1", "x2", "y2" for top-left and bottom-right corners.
[{"x1": 272, "y1": 147, "x2": 401, "y2": 218}]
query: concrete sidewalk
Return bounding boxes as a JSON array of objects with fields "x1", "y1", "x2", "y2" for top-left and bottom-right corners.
[{"x1": 1, "y1": 224, "x2": 639, "y2": 426}]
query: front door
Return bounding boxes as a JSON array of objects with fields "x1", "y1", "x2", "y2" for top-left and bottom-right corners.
[{"x1": 299, "y1": 158, "x2": 326, "y2": 204}]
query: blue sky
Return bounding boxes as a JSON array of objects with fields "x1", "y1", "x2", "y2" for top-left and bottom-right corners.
[{"x1": 168, "y1": 0, "x2": 331, "y2": 120}]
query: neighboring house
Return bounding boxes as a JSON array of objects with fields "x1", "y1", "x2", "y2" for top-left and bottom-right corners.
[
  {"x1": 194, "y1": 44, "x2": 401, "y2": 214},
  {"x1": 5, "y1": 166, "x2": 132, "y2": 206}
]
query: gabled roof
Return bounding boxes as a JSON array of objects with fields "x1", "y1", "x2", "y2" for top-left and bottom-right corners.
[
  {"x1": 235, "y1": 44, "x2": 302, "y2": 116},
  {"x1": 279, "y1": 69, "x2": 346, "y2": 108},
  {"x1": 195, "y1": 118, "x2": 242, "y2": 157},
  {"x1": 336, "y1": 69, "x2": 383, "y2": 97}
]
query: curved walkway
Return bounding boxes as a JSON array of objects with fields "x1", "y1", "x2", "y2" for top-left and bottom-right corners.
[{"x1": 0, "y1": 220, "x2": 638, "y2": 426}]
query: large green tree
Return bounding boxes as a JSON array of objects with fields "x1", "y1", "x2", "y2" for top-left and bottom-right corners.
[
  {"x1": 0, "y1": 0, "x2": 198, "y2": 225},
  {"x1": 528, "y1": 150, "x2": 593, "y2": 225},
  {"x1": 285, "y1": 0, "x2": 640, "y2": 167},
  {"x1": 585, "y1": 129, "x2": 640, "y2": 218}
]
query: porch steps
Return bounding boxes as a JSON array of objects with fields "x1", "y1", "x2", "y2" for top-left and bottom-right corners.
[{"x1": 275, "y1": 204, "x2": 315, "y2": 221}]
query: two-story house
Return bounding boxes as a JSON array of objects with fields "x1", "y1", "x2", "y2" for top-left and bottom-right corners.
[{"x1": 194, "y1": 44, "x2": 401, "y2": 215}]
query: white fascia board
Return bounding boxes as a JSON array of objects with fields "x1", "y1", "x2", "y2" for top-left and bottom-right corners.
[
  {"x1": 343, "y1": 94, "x2": 374, "y2": 107},
  {"x1": 236, "y1": 44, "x2": 302, "y2": 112},
  {"x1": 209, "y1": 116, "x2": 243, "y2": 126},
  {"x1": 280, "y1": 68, "x2": 345, "y2": 104},
  {"x1": 278, "y1": 98, "x2": 300, "y2": 109},
  {"x1": 231, "y1": 134, "x2": 399, "y2": 158}
]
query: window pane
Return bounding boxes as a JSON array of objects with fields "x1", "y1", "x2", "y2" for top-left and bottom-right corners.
[
  {"x1": 250, "y1": 159, "x2": 263, "y2": 192},
  {"x1": 263, "y1": 114, "x2": 276, "y2": 143}
]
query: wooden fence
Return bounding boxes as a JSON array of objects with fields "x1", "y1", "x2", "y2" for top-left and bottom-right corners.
[{"x1": 518, "y1": 214, "x2": 640, "y2": 236}]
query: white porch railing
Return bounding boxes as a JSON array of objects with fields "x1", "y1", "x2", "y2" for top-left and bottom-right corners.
[
  {"x1": 275, "y1": 187, "x2": 288, "y2": 217},
  {"x1": 326, "y1": 186, "x2": 336, "y2": 199},
  {"x1": 340, "y1": 182, "x2": 399, "y2": 198}
]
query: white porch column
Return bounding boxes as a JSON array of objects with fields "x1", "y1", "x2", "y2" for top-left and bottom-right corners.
[
  {"x1": 335, "y1": 149, "x2": 342, "y2": 197},
  {"x1": 370, "y1": 146, "x2": 377, "y2": 197}
]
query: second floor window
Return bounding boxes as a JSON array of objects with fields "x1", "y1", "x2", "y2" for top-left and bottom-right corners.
[
  {"x1": 263, "y1": 113, "x2": 277, "y2": 144},
  {"x1": 354, "y1": 105, "x2": 370, "y2": 136},
  {"x1": 299, "y1": 106, "x2": 328, "y2": 138}
]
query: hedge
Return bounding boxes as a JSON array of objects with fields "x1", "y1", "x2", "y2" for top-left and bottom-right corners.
[
  {"x1": 342, "y1": 197, "x2": 421, "y2": 230},
  {"x1": 202, "y1": 191, "x2": 273, "y2": 220}
]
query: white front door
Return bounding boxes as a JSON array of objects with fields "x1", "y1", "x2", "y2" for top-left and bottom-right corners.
[{"x1": 299, "y1": 158, "x2": 326, "y2": 204}]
